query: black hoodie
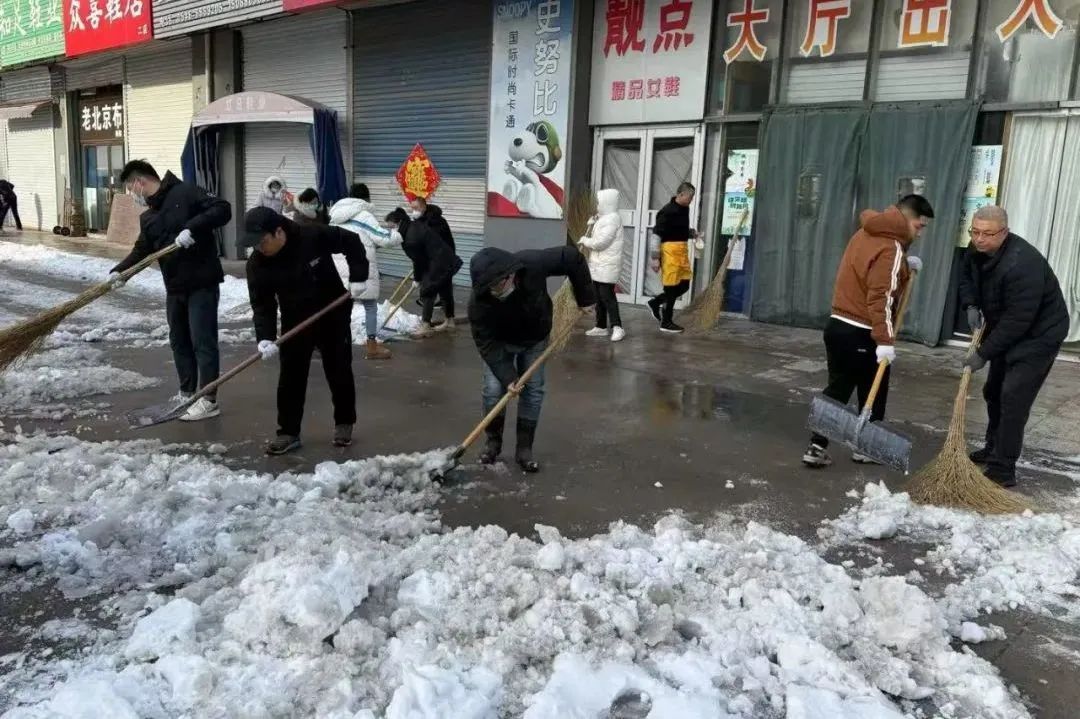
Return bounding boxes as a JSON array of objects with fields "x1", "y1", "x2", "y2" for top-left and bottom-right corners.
[
  {"x1": 419, "y1": 203, "x2": 455, "y2": 254},
  {"x1": 468, "y1": 246, "x2": 594, "y2": 386},
  {"x1": 399, "y1": 216, "x2": 462, "y2": 293}
]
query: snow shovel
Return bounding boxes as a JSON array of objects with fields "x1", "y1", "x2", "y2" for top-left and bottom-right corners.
[
  {"x1": 806, "y1": 273, "x2": 917, "y2": 473},
  {"x1": 378, "y1": 272, "x2": 415, "y2": 334},
  {"x1": 431, "y1": 313, "x2": 583, "y2": 481},
  {"x1": 127, "y1": 292, "x2": 352, "y2": 429}
]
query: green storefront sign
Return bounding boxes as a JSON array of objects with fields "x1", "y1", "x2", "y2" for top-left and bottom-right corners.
[{"x1": 0, "y1": 0, "x2": 65, "y2": 68}]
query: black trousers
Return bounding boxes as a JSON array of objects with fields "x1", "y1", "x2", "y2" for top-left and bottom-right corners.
[
  {"x1": 811, "y1": 318, "x2": 891, "y2": 448},
  {"x1": 421, "y1": 279, "x2": 455, "y2": 323},
  {"x1": 661, "y1": 280, "x2": 690, "y2": 322},
  {"x1": 1, "y1": 198, "x2": 21, "y2": 230},
  {"x1": 982, "y1": 351, "x2": 1056, "y2": 479},
  {"x1": 166, "y1": 286, "x2": 220, "y2": 399},
  {"x1": 594, "y1": 281, "x2": 622, "y2": 328},
  {"x1": 277, "y1": 311, "x2": 355, "y2": 437}
]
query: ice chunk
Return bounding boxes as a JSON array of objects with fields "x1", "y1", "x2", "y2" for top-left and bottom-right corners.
[
  {"x1": 536, "y1": 542, "x2": 565, "y2": 571},
  {"x1": 6, "y1": 508, "x2": 34, "y2": 535},
  {"x1": 125, "y1": 598, "x2": 201, "y2": 661}
]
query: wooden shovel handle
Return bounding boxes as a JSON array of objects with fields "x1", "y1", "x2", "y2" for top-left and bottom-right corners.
[
  {"x1": 860, "y1": 271, "x2": 917, "y2": 415},
  {"x1": 386, "y1": 271, "x2": 415, "y2": 307},
  {"x1": 379, "y1": 272, "x2": 416, "y2": 333}
]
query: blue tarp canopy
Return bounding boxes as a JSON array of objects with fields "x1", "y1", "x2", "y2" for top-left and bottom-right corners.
[{"x1": 181, "y1": 91, "x2": 348, "y2": 205}]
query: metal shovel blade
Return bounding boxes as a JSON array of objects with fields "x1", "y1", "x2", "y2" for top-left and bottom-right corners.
[
  {"x1": 126, "y1": 397, "x2": 196, "y2": 429},
  {"x1": 807, "y1": 395, "x2": 912, "y2": 473}
]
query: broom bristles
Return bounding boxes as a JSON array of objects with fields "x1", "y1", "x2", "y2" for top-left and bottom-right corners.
[
  {"x1": 549, "y1": 188, "x2": 596, "y2": 354},
  {"x1": 681, "y1": 211, "x2": 747, "y2": 334},
  {"x1": 905, "y1": 370, "x2": 1031, "y2": 514},
  {"x1": 0, "y1": 283, "x2": 112, "y2": 373}
]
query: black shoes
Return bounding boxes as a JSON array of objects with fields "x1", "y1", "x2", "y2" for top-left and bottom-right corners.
[
  {"x1": 515, "y1": 418, "x2": 539, "y2": 473},
  {"x1": 479, "y1": 414, "x2": 505, "y2": 465}
]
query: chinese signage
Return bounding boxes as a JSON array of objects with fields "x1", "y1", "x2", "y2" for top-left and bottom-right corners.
[
  {"x1": 78, "y1": 90, "x2": 123, "y2": 143},
  {"x1": 152, "y1": 0, "x2": 280, "y2": 39},
  {"x1": 720, "y1": 148, "x2": 757, "y2": 271},
  {"x1": 62, "y1": 0, "x2": 151, "y2": 58},
  {"x1": 957, "y1": 145, "x2": 1002, "y2": 248},
  {"x1": 0, "y1": 0, "x2": 65, "y2": 67},
  {"x1": 282, "y1": 0, "x2": 333, "y2": 9},
  {"x1": 590, "y1": 0, "x2": 713, "y2": 125},
  {"x1": 487, "y1": 0, "x2": 573, "y2": 219},
  {"x1": 395, "y1": 144, "x2": 441, "y2": 202},
  {"x1": 724, "y1": 0, "x2": 770, "y2": 62}
]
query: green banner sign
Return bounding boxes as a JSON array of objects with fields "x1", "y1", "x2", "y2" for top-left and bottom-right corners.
[{"x1": 0, "y1": 0, "x2": 65, "y2": 68}]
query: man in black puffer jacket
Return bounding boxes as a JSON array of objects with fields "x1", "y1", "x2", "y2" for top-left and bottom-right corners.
[
  {"x1": 958, "y1": 205, "x2": 1069, "y2": 487},
  {"x1": 110, "y1": 160, "x2": 231, "y2": 421},
  {"x1": 386, "y1": 207, "x2": 462, "y2": 337},
  {"x1": 468, "y1": 245, "x2": 594, "y2": 473}
]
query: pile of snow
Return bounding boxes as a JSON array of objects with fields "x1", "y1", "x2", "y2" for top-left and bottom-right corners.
[{"x1": 0, "y1": 434, "x2": 1033, "y2": 718}]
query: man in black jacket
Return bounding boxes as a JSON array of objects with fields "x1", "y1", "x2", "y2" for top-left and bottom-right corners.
[
  {"x1": 468, "y1": 245, "x2": 595, "y2": 473},
  {"x1": 647, "y1": 182, "x2": 697, "y2": 334},
  {"x1": 409, "y1": 196, "x2": 455, "y2": 253},
  {"x1": 959, "y1": 205, "x2": 1069, "y2": 487},
  {"x1": 243, "y1": 207, "x2": 369, "y2": 456},
  {"x1": 110, "y1": 160, "x2": 231, "y2": 421},
  {"x1": 385, "y1": 207, "x2": 462, "y2": 337},
  {"x1": 0, "y1": 180, "x2": 22, "y2": 230}
]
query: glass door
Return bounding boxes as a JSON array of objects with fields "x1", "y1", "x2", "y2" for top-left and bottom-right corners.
[{"x1": 82, "y1": 143, "x2": 125, "y2": 232}]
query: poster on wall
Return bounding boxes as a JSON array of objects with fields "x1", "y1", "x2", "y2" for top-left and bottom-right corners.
[
  {"x1": 589, "y1": 0, "x2": 714, "y2": 125},
  {"x1": 0, "y1": 0, "x2": 65, "y2": 67},
  {"x1": 63, "y1": 0, "x2": 153, "y2": 58},
  {"x1": 957, "y1": 145, "x2": 1002, "y2": 248},
  {"x1": 396, "y1": 144, "x2": 442, "y2": 201},
  {"x1": 720, "y1": 148, "x2": 757, "y2": 271},
  {"x1": 487, "y1": 0, "x2": 574, "y2": 220}
]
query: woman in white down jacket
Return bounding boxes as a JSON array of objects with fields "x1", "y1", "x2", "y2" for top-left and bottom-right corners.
[
  {"x1": 329, "y1": 183, "x2": 403, "y2": 360},
  {"x1": 579, "y1": 188, "x2": 626, "y2": 342}
]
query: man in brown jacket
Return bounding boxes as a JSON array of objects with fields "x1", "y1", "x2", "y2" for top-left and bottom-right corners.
[{"x1": 803, "y1": 194, "x2": 934, "y2": 467}]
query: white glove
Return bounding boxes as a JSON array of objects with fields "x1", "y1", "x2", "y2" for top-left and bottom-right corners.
[
  {"x1": 694, "y1": 237, "x2": 706, "y2": 251},
  {"x1": 578, "y1": 235, "x2": 590, "y2": 247},
  {"x1": 257, "y1": 340, "x2": 279, "y2": 361},
  {"x1": 875, "y1": 345, "x2": 896, "y2": 364},
  {"x1": 175, "y1": 229, "x2": 195, "y2": 249},
  {"x1": 107, "y1": 271, "x2": 125, "y2": 289},
  {"x1": 350, "y1": 282, "x2": 367, "y2": 299},
  {"x1": 906, "y1": 256, "x2": 923, "y2": 273}
]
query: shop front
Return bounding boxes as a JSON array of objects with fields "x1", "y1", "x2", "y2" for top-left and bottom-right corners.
[{"x1": 75, "y1": 88, "x2": 125, "y2": 231}]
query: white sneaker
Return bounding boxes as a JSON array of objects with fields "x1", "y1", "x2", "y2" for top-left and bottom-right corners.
[
  {"x1": 610, "y1": 327, "x2": 626, "y2": 342},
  {"x1": 585, "y1": 327, "x2": 610, "y2": 337},
  {"x1": 179, "y1": 397, "x2": 220, "y2": 422},
  {"x1": 851, "y1": 452, "x2": 881, "y2": 465}
]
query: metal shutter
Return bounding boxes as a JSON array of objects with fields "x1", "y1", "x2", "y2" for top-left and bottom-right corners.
[
  {"x1": 5, "y1": 109, "x2": 58, "y2": 231},
  {"x1": 242, "y1": 10, "x2": 348, "y2": 209},
  {"x1": 0, "y1": 66, "x2": 57, "y2": 102},
  {"x1": 124, "y1": 39, "x2": 194, "y2": 179},
  {"x1": 783, "y1": 60, "x2": 866, "y2": 104},
  {"x1": 352, "y1": 0, "x2": 490, "y2": 285},
  {"x1": 873, "y1": 53, "x2": 970, "y2": 101},
  {"x1": 61, "y1": 55, "x2": 124, "y2": 91}
]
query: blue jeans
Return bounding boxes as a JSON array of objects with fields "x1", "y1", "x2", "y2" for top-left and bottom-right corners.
[
  {"x1": 166, "y1": 286, "x2": 220, "y2": 398},
  {"x1": 481, "y1": 341, "x2": 546, "y2": 423},
  {"x1": 362, "y1": 299, "x2": 378, "y2": 339}
]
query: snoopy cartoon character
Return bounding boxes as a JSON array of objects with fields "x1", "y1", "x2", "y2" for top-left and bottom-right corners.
[{"x1": 502, "y1": 120, "x2": 564, "y2": 219}]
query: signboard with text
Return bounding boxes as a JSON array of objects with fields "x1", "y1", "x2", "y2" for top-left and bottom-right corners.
[
  {"x1": 0, "y1": 0, "x2": 65, "y2": 67},
  {"x1": 152, "y1": 0, "x2": 280, "y2": 39},
  {"x1": 487, "y1": 0, "x2": 573, "y2": 219},
  {"x1": 589, "y1": 0, "x2": 713, "y2": 125},
  {"x1": 957, "y1": 145, "x2": 1002, "y2": 248},
  {"x1": 63, "y1": 0, "x2": 152, "y2": 58},
  {"x1": 78, "y1": 89, "x2": 123, "y2": 143}
]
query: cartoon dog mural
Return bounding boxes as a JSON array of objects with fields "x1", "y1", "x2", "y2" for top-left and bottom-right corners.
[{"x1": 500, "y1": 120, "x2": 564, "y2": 219}]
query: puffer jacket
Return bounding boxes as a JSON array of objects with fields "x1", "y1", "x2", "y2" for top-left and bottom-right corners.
[
  {"x1": 257, "y1": 176, "x2": 291, "y2": 215},
  {"x1": 579, "y1": 188, "x2": 623, "y2": 285},
  {"x1": 328, "y1": 198, "x2": 403, "y2": 301}
]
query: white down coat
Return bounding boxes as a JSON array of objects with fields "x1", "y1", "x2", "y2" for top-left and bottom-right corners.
[
  {"x1": 579, "y1": 188, "x2": 623, "y2": 284},
  {"x1": 329, "y1": 198, "x2": 403, "y2": 301}
]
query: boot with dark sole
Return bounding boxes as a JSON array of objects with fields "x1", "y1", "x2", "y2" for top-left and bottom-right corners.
[
  {"x1": 333, "y1": 424, "x2": 353, "y2": 448},
  {"x1": 969, "y1": 447, "x2": 992, "y2": 464},
  {"x1": 365, "y1": 339, "x2": 391, "y2": 360},
  {"x1": 515, "y1": 417, "x2": 539, "y2": 473},
  {"x1": 479, "y1": 413, "x2": 505, "y2": 465},
  {"x1": 266, "y1": 435, "x2": 301, "y2": 456}
]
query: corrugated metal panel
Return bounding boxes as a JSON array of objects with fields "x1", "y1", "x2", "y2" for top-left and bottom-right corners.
[
  {"x1": 242, "y1": 10, "x2": 347, "y2": 208},
  {"x1": 5, "y1": 109, "x2": 58, "y2": 231},
  {"x1": 783, "y1": 60, "x2": 866, "y2": 104},
  {"x1": 61, "y1": 55, "x2": 125, "y2": 91},
  {"x1": 873, "y1": 53, "x2": 970, "y2": 102},
  {"x1": 153, "y1": 0, "x2": 281, "y2": 39},
  {"x1": 0, "y1": 66, "x2": 55, "y2": 102},
  {"x1": 124, "y1": 39, "x2": 194, "y2": 179}
]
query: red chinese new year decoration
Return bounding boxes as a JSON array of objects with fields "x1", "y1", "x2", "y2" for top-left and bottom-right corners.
[
  {"x1": 63, "y1": 0, "x2": 153, "y2": 58},
  {"x1": 800, "y1": 0, "x2": 851, "y2": 57},
  {"x1": 724, "y1": 0, "x2": 770, "y2": 63},
  {"x1": 996, "y1": 0, "x2": 1063, "y2": 42},
  {"x1": 395, "y1": 144, "x2": 441, "y2": 202},
  {"x1": 603, "y1": 0, "x2": 646, "y2": 57},
  {"x1": 653, "y1": 0, "x2": 695, "y2": 52},
  {"x1": 898, "y1": 0, "x2": 952, "y2": 48}
]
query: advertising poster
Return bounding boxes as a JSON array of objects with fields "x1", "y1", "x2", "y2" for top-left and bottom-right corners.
[
  {"x1": 0, "y1": 0, "x2": 65, "y2": 67},
  {"x1": 720, "y1": 148, "x2": 757, "y2": 271},
  {"x1": 957, "y1": 145, "x2": 1002, "y2": 248},
  {"x1": 487, "y1": 0, "x2": 574, "y2": 219}
]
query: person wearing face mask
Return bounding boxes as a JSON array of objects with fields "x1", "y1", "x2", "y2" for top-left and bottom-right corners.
[
  {"x1": 385, "y1": 207, "x2": 462, "y2": 338},
  {"x1": 257, "y1": 176, "x2": 293, "y2": 216},
  {"x1": 579, "y1": 188, "x2": 626, "y2": 342},
  {"x1": 293, "y1": 188, "x2": 329, "y2": 226},
  {"x1": 108, "y1": 159, "x2": 232, "y2": 421},
  {"x1": 467, "y1": 245, "x2": 595, "y2": 473},
  {"x1": 409, "y1": 195, "x2": 455, "y2": 253}
]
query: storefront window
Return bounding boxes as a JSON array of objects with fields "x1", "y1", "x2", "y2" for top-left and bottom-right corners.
[
  {"x1": 783, "y1": 0, "x2": 874, "y2": 103},
  {"x1": 709, "y1": 0, "x2": 783, "y2": 114},
  {"x1": 873, "y1": 0, "x2": 979, "y2": 101},
  {"x1": 980, "y1": 0, "x2": 1080, "y2": 103}
]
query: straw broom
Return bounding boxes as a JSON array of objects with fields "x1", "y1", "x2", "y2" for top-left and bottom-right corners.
[
  {"x1": 905, "y1": 328, "x2": 1031, "y2": 514},
  {"x1": 682, "y1": 209, "x2": 750, "y2": 333},
  {"x1": 0, "y1": 243, "x2": 178, "y2": 374},
  {"x1": 549, "y1": 189, "x2": 596, "y2": 353}
]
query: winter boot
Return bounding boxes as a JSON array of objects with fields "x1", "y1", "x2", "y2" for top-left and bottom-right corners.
[
  {"x1": 365, "y1": 338, "x2": 391, "y2": 360},
  {"x1": 479, "y1": 413, "x2": 505, "y2": 465},
  {"x1": 515, "y1": 418, "x2": 540, "y2": 473},
  {"x1": 333, "y1": 424, "x2": 353, "y2": 448},
  {"x1": 266, "y1": 435, "x2": 301, "y2": 456},
  {"x1": 984, "y1": 467, "x2": 1017, "y2": 488},
  {"x1": 968, "y1": 447, "x2": 992, "y2": 464}
]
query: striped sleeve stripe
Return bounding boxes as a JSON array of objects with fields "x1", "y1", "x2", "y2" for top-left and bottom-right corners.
[
  {"x1": 884, "y1": 241, "x2": 902, "y2": 339},
  {"x1": 350, "y1": 220, "x2": 391, "y2": 238}
]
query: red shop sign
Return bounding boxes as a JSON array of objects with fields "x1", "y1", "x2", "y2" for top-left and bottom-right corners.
[
  {"x1": 282, "y1": 0, "x2": 338, "y2": 11},
  {"x1": 63, "y1": 0, "x2": 153, "y2": 58}
]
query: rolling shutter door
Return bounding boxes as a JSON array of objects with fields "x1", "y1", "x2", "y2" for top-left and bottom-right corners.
[
  {"x1": 873, "y1": 53, "x2": 970, "y2": 102},
  {"x1": 61, "y1": 55, "x2": 124, "y2": 91},
  {"x1": 782, "y1": 60, "x2": 866, "y2": 104},
  {"x1": 352, "y1": 0, "x2": 490, "y2": 285},
  {"x1": 1, "y1": 67, "x2": 58, "y2": 231},
  {"x1": 124, "y1": 39, "x2": 194, "y2": 179},
  {"x1": 242, "y1": 10, "x2": 348, "y2": 209}
]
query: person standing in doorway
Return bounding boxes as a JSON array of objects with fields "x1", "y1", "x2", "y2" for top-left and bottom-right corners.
[
  {"x1": 580, "y1": 188, "x2": 626, "y2": 342},
  {"x1": 647, "y1": 182, "x2": 697, "y2": 334},
  {"x1": 257, "y1": 176, "x2": 293, "y2": 216},
  {"x1": 329, "y1": 183, "x2": 403, "y2": 359},
  {"x1": 0, "y1": 181, "x2": 22, "y2": 230},
  {"x1": 385, "y1": 207, "x2": 461, "y2": 338},
  {"x1": 802, "y1": 194, "x2": 933, "y2": 468},
  {"x1": 959, "y1": 205, "x2": 1069, "y2": 487},
  {"x1": 109, "y1": 160, "x2": 231, "y2": 421}
]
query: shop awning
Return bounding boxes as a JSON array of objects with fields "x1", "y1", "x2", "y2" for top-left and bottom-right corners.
[
  {"x1": 0, "y1": 100, "x2": 50, "y2": 120},
  {"x1": 191, "y1": 91, "x2": 321, "y2": 127}
]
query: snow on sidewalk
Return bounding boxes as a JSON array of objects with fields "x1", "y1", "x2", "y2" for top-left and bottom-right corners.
[{"x1": 0, "y1": 433, "x2": 1038, "y2": 718}]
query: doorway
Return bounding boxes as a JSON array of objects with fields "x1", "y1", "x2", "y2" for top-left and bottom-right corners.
[
  {"x1": 82, "y1": 144, "x2": 125, "y2": 231},
  {"x1": 76, "y1": 87, "x2": 125, "y2": 233},
  {"x1": 590, "y1": 125, "x2": 704, "y2": 306}
]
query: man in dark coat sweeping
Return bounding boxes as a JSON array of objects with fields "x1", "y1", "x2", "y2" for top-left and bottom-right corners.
[
  {"x1": 959, "y1": 205, "x2": 1069, "y2": 487},
  {"x1": 243, "y1": 207, "x2": 370, "y2": 456},
  {"x1": 110, "y1": 160, "x2": 231, "y2": 421},
  {"x1": 385, "y1": 207, "x2": 462, "y2": 337},
  {"x1": 468, "y1": 245, "x2": 595, "y2": 473}
]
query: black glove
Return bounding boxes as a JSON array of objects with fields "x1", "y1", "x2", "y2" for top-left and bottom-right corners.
[
  {"x1": 966, "y1": 306, "x2": 983, "y2": 331},
  {"x1": 962, "y1": 351, "x2": 987, "y2": 372}
]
